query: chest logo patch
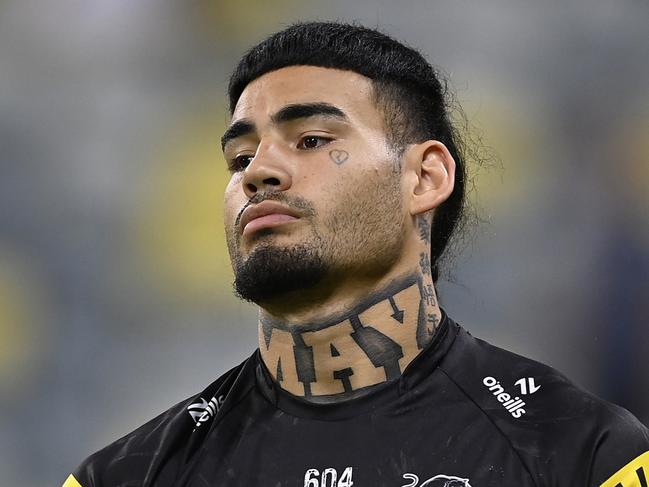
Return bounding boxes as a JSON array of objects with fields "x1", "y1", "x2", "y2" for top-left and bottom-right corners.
[
  {"x1": 187, "y1": 394, "x2": 225, "y2": 429},
  {"x1": 482, "y1": 376, "x2": 526, "y2": 418},
  {"x1": 402, "y1": 473, "x2": 472, "y2": 487},
  {"x1": 515, "y1": 377, "x2": 541, "y2": 395}
]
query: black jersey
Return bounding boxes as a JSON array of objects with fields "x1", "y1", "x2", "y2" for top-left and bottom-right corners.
[{"x1": 63, "y1": 311, "x2": 649, "y2": 487}]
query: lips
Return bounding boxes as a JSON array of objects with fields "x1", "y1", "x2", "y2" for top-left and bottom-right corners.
[{"x1": 240, "y1": 201, "x2": 300, "y2": 236}]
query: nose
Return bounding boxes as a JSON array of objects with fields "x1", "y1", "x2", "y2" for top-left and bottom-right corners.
[{"x1": 241, "y1": 142, "x2": 292, "y2": 199}]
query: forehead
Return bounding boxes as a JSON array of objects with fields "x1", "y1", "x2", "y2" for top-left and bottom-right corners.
[{"x1": 232, "y1": 66, "x2": 381, "y2": 125}]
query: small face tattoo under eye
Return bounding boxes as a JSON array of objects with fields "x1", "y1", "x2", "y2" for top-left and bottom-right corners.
[{"x1": 328, "y1": 149, "x2": 349, "y2": 165}]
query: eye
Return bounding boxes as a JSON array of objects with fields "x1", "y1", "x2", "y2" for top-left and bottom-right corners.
[
  {"x1": 298, "y1": 135, "x2": 332, "y2": 150},
  {"x1": 229, "y1": 154, "x2": 254, "y2": 172}
]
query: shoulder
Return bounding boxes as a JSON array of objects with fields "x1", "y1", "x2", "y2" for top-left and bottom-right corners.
[
  {"x1": 69, "y1": 395, "x2": 193, "y2": 487},
  {"x1": 64, "y1": 358, "x2": 252, "y2": 487},
  {"x1": 438, "y1": 320, "x2": 649, "y2": 486},
  {"x1": 439, "y1": 322, "x2": 599, "y2": 423}
]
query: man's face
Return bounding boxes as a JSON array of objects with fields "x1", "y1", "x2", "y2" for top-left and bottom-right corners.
[{"x1": 222, "y1": 66, "x2": 408, "y2": 304}]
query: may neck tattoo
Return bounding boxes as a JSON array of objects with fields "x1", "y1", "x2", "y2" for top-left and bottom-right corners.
[{"x1": 258, "y1": 273, "x2": 442, "y2": 403}]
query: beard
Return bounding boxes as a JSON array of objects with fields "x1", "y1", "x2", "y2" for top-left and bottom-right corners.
[
  {"x1": 232, "y1": 239, "x2": 328, "y2": 304},
  {"x1": 226, "y1": 160, "x2": 405, "y2": 306}
]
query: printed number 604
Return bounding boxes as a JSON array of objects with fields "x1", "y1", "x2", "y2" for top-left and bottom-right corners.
[{"x1": 304, "y1": 467, "x2": 353, "y2": 487}]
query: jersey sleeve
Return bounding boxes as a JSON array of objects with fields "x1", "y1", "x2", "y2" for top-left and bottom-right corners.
[
  {"x1": 62, "y1": 474, "x2": 85, "y2": 487},
  {"x1": 60, "y1": 358, "x2": 251, "y2": 487},
  {"x1": 590, "y1": 404, "x2": 649, "y2": 487}
]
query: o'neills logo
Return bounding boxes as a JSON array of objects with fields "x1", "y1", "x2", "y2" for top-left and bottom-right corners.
[{"x1": 482, "y1": 376, "x2": 526, "y2": 418}]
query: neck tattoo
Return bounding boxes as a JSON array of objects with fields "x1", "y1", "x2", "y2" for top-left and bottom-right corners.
[{"x1": 258, "y1": 274, "x2": 442, "y2": 402}]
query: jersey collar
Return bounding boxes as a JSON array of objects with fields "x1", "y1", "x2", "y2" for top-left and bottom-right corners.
[{"x1": 255, "y1": 308, "x2": 460, "y2": 420}]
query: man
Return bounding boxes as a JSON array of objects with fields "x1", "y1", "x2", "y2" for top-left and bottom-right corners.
[{"x1": 63, "y1": 22, "x2": 648, "y2": 487}]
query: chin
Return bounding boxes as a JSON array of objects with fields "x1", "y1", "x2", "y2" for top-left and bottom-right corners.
[{"x1": 232, "y1": 241, "x2": 327, "y2": 304}]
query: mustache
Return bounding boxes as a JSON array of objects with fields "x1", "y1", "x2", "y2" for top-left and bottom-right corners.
[{"x1": 234, "y1": 191, "x2": 317, "y2": 229}]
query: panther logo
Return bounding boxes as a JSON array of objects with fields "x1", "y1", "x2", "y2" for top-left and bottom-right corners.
[{"x1": 402, "y1": 473, "x2": 472, "y2": 487}]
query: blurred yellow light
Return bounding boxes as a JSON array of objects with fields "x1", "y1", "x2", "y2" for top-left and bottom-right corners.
[
  {"x1": 0, "y1": 246, "x2": 48, "y2": 395},
  {"x1": 132, "y1": 112, "x2": 235, "y2": 304}
]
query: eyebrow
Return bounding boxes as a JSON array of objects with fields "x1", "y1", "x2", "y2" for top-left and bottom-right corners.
[
  {"x1": 221, "y1": 120, "x2": 255, "y2": 151},
  {"x1": 221, "y1": 102, "x2": 348, "y2": 151},
  {"x1": 271, "y1": 102, "x2": 348, "y2": 125}
]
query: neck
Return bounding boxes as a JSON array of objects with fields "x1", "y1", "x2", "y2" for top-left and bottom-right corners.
[{"x1": 257, "y1": 269, "x2": 442, "y2": 402}]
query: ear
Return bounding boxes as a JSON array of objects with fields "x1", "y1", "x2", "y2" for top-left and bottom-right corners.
[{"x1": 405, "y1": 140, "x2": 456, "y2": 216}]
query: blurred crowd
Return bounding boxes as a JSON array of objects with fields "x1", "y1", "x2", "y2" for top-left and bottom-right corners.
[{"x1": 0, "y1": 1, "x2": 647, "y2": 485}]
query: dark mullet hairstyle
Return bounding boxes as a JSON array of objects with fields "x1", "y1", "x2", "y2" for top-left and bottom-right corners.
[{"x1": 228, "y1": 22, "x2": 469, "y2": 284}]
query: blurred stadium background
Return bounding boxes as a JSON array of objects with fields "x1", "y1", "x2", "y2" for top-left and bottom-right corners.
[{"x1": 0, "y1": 1, "x2": 647, "y2": 485}]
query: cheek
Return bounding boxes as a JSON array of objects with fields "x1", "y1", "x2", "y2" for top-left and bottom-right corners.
[
  {"x1": 357, "y1": 168, "x2": 402, "y2": 221},
  {"x1": 325, "y1": 172, "x2": 391, "y2": 226},
  {"x1": 223, "y1": 178, "x2": 243, "y2": 223}
]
